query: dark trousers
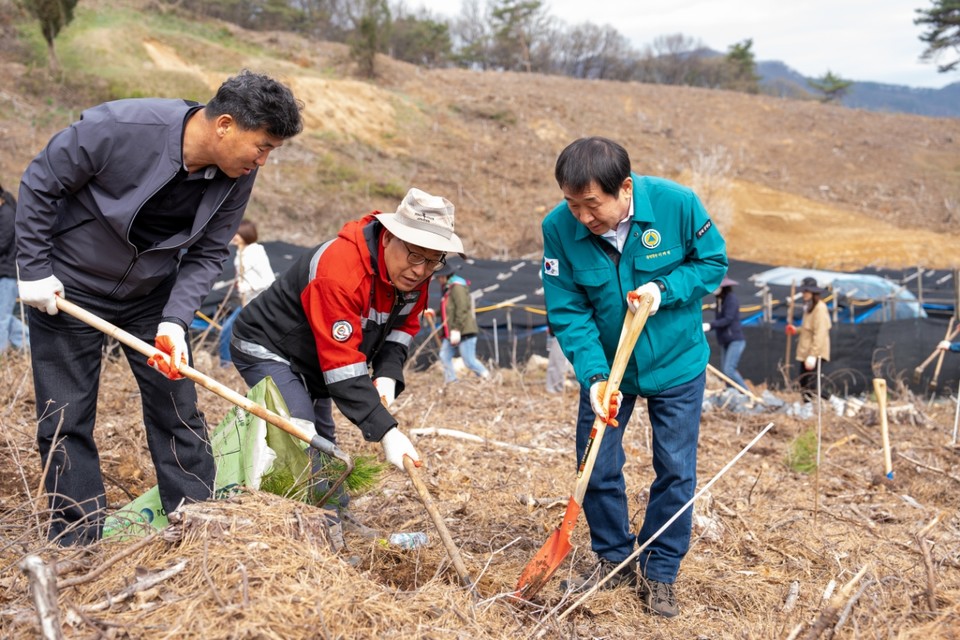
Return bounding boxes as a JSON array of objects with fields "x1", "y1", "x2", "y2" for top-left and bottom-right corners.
[
  {"x1": 576, "y1": 370, "x2": 704, "y2": 583},
  {"x1": 29, "y1": 286, "x2": 214, "y2": 545},
  {"x1": 797, "y1": 360, "x2": 829, "y2": 402}
]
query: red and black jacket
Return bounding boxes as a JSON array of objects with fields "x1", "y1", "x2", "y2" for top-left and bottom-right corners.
[{"x1": 233, "y1": 214, "x2": 428, "y2": 442}]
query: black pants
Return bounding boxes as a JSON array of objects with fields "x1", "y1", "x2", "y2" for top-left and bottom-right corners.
[
  {"x1": 797, "y1": 360, "x2": 829, "y2": 402},
  {"x1": 29, "y1": 285, "x2": 214, "y2": 545}
]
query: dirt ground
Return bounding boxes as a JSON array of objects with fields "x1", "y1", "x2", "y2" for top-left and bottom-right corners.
[{"x1": 1, "y1": 345, "x2": 958, "y2": 639}]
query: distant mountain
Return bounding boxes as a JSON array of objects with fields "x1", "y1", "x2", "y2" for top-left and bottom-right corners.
[{"x1": 757, "y1": 60, "x2": 960, "y2": 118}]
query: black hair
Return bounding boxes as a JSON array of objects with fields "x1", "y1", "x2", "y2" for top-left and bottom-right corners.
[
  {"x1": 206, "y1": 69, "x2": 304, "y2": 139},
  {"x1": 554, "y1": 136, "x2": 631, "y2": 196}
]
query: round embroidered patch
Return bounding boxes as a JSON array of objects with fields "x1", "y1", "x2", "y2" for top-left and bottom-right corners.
[
  {"x1": 332, "y1": 320, "x2": 353, "y2": 342},
  {"x1": 641, "y1": 229, "x2": 662, "y2": 249}
]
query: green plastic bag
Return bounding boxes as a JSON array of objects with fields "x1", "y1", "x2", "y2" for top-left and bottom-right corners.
[{"x1": 102, "y1": 376, "x2": 313, "y2": 538}]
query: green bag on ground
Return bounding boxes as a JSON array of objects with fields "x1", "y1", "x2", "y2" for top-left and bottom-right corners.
[{"x1": 102, "y1": 376, "x2": 313, "y2": 538}]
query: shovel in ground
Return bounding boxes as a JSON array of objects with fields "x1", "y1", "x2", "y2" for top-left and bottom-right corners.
[
  {"x1": 55, "y1": 297, "x2": 354, "y2": 506},
  {"x1": 515, "y1": 294, "x2": 653, "y2": 599}
]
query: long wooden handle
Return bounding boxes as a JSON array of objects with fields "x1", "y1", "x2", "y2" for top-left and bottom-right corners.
[
  {"x1": 403, "y1": 456, "x2": 474, "y2": 589},
  {"x1": 55, "y1": 297, "x2": 350, "y2": 464},
  {"x1": 706, "y1": 363, "x2": 764, "y2": 404},
  {"x1": 785, "y1": 280, "x2": 796, "y2": 381},
  {"x1": 572, "y1": 295, "x2": 653, "y2": 505},
  {"x1": 916, "y1": 320, "x2": 959, "y2": 375},
  {"x1": 873, "y1": 378, "x2": 893, "y2": 479}
]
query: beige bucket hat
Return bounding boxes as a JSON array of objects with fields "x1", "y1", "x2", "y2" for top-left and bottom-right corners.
[{"x1": 375, "y1": 188, "x2": 465, "y2": 257}]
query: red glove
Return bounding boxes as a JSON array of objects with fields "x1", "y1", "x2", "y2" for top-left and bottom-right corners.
[{"x1": 785, "y1": 324, "x2": 798, "y2": 337}]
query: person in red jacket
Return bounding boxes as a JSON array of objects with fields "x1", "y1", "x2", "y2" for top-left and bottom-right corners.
[{"x1": 230, "y1": 188, "x2": 464, "y2": 479}]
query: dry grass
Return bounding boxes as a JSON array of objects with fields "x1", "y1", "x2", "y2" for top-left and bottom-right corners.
[{"x1": 1, "y1": 348, "x2": 959, "y2": 638}]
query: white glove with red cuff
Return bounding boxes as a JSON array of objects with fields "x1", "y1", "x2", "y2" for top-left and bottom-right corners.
[
  {"x1": 628, "y1": 282, "x2": 661, "y2": 315},
  {"x1": 19, "y1": 275, "x2": 64, "y2": 315},
  {"x1": 381, "y1": 427, "x2": 420, "y2": 470},
  {"x1": 148, "y1": 322, "x2": 188, "y2": 380},
  {"x1": 589, "y1": 380, "x2": 623, "y2": 427},
  {"x1": 374, "y1": 377, "x2": 397, "y2": 407}
]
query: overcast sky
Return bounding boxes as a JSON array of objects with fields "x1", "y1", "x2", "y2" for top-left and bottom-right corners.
[{"x1": 409, "y1": 0, "x2": 955, "y2": 89}]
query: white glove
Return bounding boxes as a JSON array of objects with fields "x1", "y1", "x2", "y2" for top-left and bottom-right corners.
[
  {"x1": 702, "y1": 323, "x2": 711, "y2": 332},
  {"x1": 804, "y1": 355, "x2": 817, "y2": 371},
  {"x1": 374, "y1": 376, "x2": 397, "y2": 407},
  {"x1": 449, "y1": 329, "x2": 461, "y2": 346},
  {"x1": 381, "y1": 427, "x2": 420, "y2": 470},
  {"x1": 19, "y1": 275, "x2": 65, "y2": 315},
  {"x1": 589, "y1": 380, "x2": 623, "y2": 426},
  {"x1": 147, "y1": 322, "x2": 189, "y2": 379},
  {"x1": 628, "y1": 282, "x2": 661, "y2": 315},
  {"x1": 938, "y1": 340, "x2": 951, "y2": 351}
]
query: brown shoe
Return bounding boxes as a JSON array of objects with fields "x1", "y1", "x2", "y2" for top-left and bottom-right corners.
[
  {"x1": 560, "y1": 557, "x2": 636, "y2": 592},
  {"x1": 639, "y1": 578, "x2": 679, "y2": 617}
]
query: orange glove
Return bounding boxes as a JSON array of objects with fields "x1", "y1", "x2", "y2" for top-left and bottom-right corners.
[
  {"x1": 589, "y1": 380, "x2": 623, "y2": 427},
  {"x1": 147, "y1": 322, "x2": 188, "y2": 380},
  {"x1": 785, "y1": 324, "x2": 798, "y2": 337}
]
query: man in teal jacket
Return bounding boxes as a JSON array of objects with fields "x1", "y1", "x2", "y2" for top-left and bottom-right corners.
[{"x1": 542, "y1": 137, "x2": 727, "y2": 617}]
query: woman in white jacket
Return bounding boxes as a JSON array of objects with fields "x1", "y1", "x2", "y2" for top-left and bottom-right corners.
[{"x1": 220, "y1": 219, "x2": 275, "y2": 365}]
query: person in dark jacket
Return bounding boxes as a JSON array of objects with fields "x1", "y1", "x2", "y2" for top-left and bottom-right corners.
[
  {"x1": 16, "y1": 70, "x2": 303, "y2": 545},
  {"x1": 230, "y1": 187, "x2": 464, "y2": 475},
  {"x1": 0, "y1": 182, "x2": 28, "y2": 351},
  {"x1": 703, "y1": 276, "x2": 748, "y2": 390},
  {"x1": 426, "y1": 262, "x2": 490, "y2": 383}
]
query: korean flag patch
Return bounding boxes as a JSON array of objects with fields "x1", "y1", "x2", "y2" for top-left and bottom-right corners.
[
  {"x1": 544, "y1": 257, "x2": 560, "y2": 277},
  {"x1": 332, "y1": 320, "x2": 353, "y2": 342}
]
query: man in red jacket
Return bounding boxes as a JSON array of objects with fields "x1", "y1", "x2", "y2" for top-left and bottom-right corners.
[{"x1": 230, "y1": 188, "x2": 464, "y2": 477}]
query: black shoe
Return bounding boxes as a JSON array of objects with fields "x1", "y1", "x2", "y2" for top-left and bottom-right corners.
[
  {"x1": 638, "y1": 577, "x2": 679, "y2": 618},
  {"x1": 560, "y1": 557, "x2": 636, "y2": 592}
]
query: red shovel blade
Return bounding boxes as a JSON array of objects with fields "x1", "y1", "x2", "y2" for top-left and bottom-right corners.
[{"x1": 514, "y1": 496, "x2": 582, "y2": 599}]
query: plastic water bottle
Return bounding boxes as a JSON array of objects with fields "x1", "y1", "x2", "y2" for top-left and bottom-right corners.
[{"x1": 388, "y1": 532, "x2": 428, "y2": 549}]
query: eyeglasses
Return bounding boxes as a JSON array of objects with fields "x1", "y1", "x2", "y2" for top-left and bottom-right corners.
[{"x1": 401, "y1": 240, "x2": 447, "y2": 271}]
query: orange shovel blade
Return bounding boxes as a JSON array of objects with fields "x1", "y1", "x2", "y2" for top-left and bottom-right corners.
[{"x1": 514, "y1": 496, "x2": 582, "y2": 599}]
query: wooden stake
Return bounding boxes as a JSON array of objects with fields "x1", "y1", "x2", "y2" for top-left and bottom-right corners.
[
  {"x1": 19, "y1": 555, "x2": 62, "y2": 640},
  {"x1": 872, "y1": 378, "x2": 893, "y2": 480}
]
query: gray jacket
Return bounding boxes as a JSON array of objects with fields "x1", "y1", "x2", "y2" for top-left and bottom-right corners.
[{"x1": 16, "y1": 98, "x2": 256, "y2": 327}]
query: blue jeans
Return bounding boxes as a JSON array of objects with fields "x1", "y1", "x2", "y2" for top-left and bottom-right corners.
[
  {"x1": 30, "y1": 284, "x2": 214, "y2": 545},
  {"x1": 218, "y1": 306, "x2": 242, "y2": 365},
  {"x1": 438, "y1": 335, "x2": 489, "y2": 382},
  {"x1": 576, "y1": 370, "x2": 704, "y2": 583},
  {"x1": 0, "y1": 277, "x2": 29, "y2": 351},
  {"x1": 720, "y1": 339, "x2": 747, "y2": 389}
]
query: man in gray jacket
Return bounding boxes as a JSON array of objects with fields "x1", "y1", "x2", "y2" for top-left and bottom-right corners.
[{"x1": 16, "y1": 69, "x2": 303, "y2": 545}]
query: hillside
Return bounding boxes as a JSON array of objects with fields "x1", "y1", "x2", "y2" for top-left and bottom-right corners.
[{"x1": 1, "y1": 1, "x2": 959, "y2": 272}]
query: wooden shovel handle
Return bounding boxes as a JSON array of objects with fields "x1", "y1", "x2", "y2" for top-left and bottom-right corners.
[
  {"x1": 916, "y1": 320, "x2": 959, "y2": 375},
  {"x1": 403, "y1": 456, "x2": 474, "y2": 589},
  {"x1": 572, "y1": 295, "x2": 653, "y2": 504},
  {"x1": 54, "y1": 297, "x2": 351, "y2": 465}
]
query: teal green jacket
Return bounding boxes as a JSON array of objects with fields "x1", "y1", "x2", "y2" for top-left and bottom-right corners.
[{"x1": 541, "y1": 174, "x2": 728, "y2": 396}]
